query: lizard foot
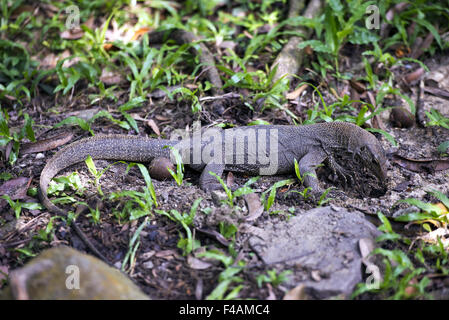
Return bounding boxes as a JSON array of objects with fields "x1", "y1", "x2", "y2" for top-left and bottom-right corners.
[
  {"x1": 200, "y1": 180, "x2": 224, "y2": 193},
  {"x1": 327, "y1": 156, "x2": 355, "y2": 189}
]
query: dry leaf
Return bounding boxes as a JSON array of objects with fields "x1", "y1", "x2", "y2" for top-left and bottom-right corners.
[
  {"x1": 350, "y1": 79, "x2": 366, "y2": 94},
  {"x1": 419, "y1": 228, "x2": 449, "y2": 248},
  {"x1": 60, "y1": 28, "x2": 84, "y2": 40},
  {"x1": 404, "y1": 67, "x2": 425, "y2": 84},
  {"x1": 146, "y1": 119, "x2": 160, "y2": 136},
  {"x1": 311, "y1": 270, "x2": 321, "y2": 282},
  {"x1": 391, "y1": 154, "x2": 449, "y2": 173},
  {"x1": 0, "y1": 177, "x2": 32, "y2": 200},
  {"x1": 155, "y1": 249, "x2": 178, "y2": 259},
  {"x1": 20, "y1": 132, "x2": 73, "y2": 155},
  {"x1": 359, "y1": 238, "x2": 375, "y2": 259},
  {"x1": 283, "y1": 284, "x2": 307, "y2": 300},
  {"x1": 196, "y1": 228, "x2": 230, "y2": 247},
  {"x1": 155, "y1": 115, "x2": 170, "y2": 121},
  {"x1": 424, "y1": 86, "x2": 449, "y2": 100},
  {"x1": 265, "y1": 283, "x2": 276, "y2": 300},
  {"x1": 286, "y1": 84, "x2": 308, "y2": 100},
  {"x1": 244, "y1": 193, "x2": 264, "y2": 222},
  {"x1": 226, "y1": 171, "x2": 234, "y2": 188},
  {"x1": 187, "y1": 256, "x2": 213, "y2": 270},
  {"x1": 131, "y1": 27, "x2": 151, "y2": 41},
  {"x1": 100, "y1": 68, "x2": 124, "y2": 85}
]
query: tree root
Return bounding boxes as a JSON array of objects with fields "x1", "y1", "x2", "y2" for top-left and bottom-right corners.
[{"x1": 270, "y1": 0, "x2": 322, "y2": 84}]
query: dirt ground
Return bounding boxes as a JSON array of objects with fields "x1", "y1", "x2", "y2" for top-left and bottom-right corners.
[{"x1": 1, "y1": 50, "x2": 449, "y2": 300}]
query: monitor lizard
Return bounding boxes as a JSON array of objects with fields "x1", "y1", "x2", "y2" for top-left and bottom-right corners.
[{"x1": 38, "y1": 122, "x2": 388, "y2": 261}]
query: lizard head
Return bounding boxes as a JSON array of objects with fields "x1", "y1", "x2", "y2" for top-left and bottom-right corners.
[{"x1": 354, "y1": 134, "x2": 388, "y2": 186}]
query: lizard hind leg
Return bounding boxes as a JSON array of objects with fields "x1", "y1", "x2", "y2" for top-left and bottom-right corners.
[{"x1": 199, "y1": 163, "x2": 226, "y2": 192}]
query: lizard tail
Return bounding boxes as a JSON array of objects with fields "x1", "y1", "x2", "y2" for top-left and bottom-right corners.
[{"x1": 38, "y1": 134, "x2": 175, "y2": 262}]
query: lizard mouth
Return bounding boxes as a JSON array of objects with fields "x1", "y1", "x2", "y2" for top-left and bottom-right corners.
[{"x1": 322, "y1": 151, "x2": 387, "y2": 198}]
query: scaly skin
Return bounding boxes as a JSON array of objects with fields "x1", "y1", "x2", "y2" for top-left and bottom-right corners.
[{"x1": 39, "y1": 122, "x2": 388, "y2": 261}]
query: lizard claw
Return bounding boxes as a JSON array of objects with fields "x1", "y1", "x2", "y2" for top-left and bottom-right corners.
[{"x1": 200, "y1": 181, "x2": 223, "y2": 193}]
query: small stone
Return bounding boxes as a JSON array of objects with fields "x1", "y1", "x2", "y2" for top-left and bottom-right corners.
[
  {"x1": 148, "y1": 157, "x2": 175, "y2": 180},
  {"x1": 249, "y1": 206, "x2": 380, "y2": 299},
  {"x1": 211, "y1": 190, "x2": 228, "y2": 206}
]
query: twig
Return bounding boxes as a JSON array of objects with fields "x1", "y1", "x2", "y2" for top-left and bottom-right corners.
[
  {"x1": 199, "y1": 92, "x2": 241, "y2": 102},
  {"x1": 148, "y1": 29, "x2": 223, "y2": 95}
]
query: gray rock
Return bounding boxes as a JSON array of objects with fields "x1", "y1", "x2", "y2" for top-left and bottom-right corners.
[
  {"x1": 211, "y1": 190, "x2": 228, "y2": 206},
  {"x1": 249, "y1": 206, "x2": 380, "y2": 299},
  {"x1": 2, "y1": 246, "x2": 149, "y2": 300}
]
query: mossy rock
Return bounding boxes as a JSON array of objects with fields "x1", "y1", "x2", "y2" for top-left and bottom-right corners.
[{"x1": 2, "y1": 246, "x2": 149, "y2": 300}]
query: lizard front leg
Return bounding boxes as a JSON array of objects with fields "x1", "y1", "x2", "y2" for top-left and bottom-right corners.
[
  {"x1": 297, "y1": 150, "x2": 327, "y2": 194},
  {"x1": 199, "y1": 163, "x2": 226, "y2": 192},
  {"x1": 326, "y1": 154, "x2": 355, "y2": 189}
]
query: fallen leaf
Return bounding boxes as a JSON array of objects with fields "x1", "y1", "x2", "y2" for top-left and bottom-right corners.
[
  {"x1": 40, "y1": 3, "x2": 58, "y2": 15},
  {"x1": 146, "y1": 119, "x2": 160, "y2": 136},
  {"x1": 62, "y1": 56, "x2": 81, "y2": 68},
  {"x1": 243, "y1": 30, "x2": 253, "y2": 39},
  {"x1": 11, "y1": 4, "x2": 35, "y2": 19},
  {"x1": 218, "y1": 41, "x2": 236, "y2": 50},
  {"x1": 5, "y1": 140, "x2": 13, "y2": 160},
  {"x1": 140, "y1": 250, "x2": 155, "y2": 261},
  {"x1": 435, "y1": 202, "x2": 448, "y2": 214},
  {"x1": 372, "y1": 115, "x2": 386, "y2": 131},
  {"x1": 423, "y1": 86, "x2": 449, "y2": 100},
  {"x1": 103, "y1": 43, "x2": 120, "y2": 52},
  {"x1": 404, "y1": 67, "x2": 425, "y2": 84},
  {"x1": 20, "y1": 132, "x2": 73, "y2": 155},
  {"x1": 155, "y1": 249, "x2": 178, "y2": 259},
  {"x1": 283, "y1": 284, "x2": 307, "y2": 300},
  {"x1": 196, "y1": 228, "x2": 230, "y2": 247},
  {"x1": 359, "y1": 238, "x2": 375, "y2": 259},
  {"x1": 350, "y1": 87, "x2": 361, "y2": 109},
  {"x1": 286, "y1": 84, "x2": 308, "y2": 100},
  {"x1": 349, "y1": 79, "x2": 366, "y2": 94},
  {"x1": 67, "y1": 108, "x2": 100, "y2": 120},
  {"x1": 244, "y1": 193, "x2": 264, "y2": 221},
  {"x1": 187, "y1": 255, "x2": 213, "y2": 270},
  {"x1": 195, "y1": 278, "x2": 203, "y2": 300},
  {"x1": 404, "y1": 278, "x2": 418, "y2": 298},
  {"x1": 391, "y1": 154, "x2": 449, "y2": 173},
  {"x1": 392, "y1": 180, "x2": 411, "y2": 192},
  {"x1": 411, "y1": 31, "x2": 434, "y2": 59},
  {"x1": 100, "y1": 68, "x2": 124, "y2": 85},
  {"x1": 155, "y1": 115, "x2": 170, "y2": 121},
  {"x1": 60, "y1": 28, "x2": 84, "y2": 40},
  {"x1": 265, "y1": 283, "x2": 276, "y2": 300},
  {"x1": 0, "y1": 177, "x2": 32, "y2": 200},
  {"x1": 226, "y1": 171, "x2": 234, "y2": 188},
  {"x1": 131, "y1": 27, "x2": 151, "y2": 41},
  {"x1": 311, "y1": 270, "x2": 321, "y2": 281},
  {"x1": 304, "y1": 45, "x2": 313, "y2": 56},
  {"x1": 395, "y1": 44, "x2": 411, "y2": 58},
  {"x1": 419, "y1": 228, "x2": 449, "y2": 248}
]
